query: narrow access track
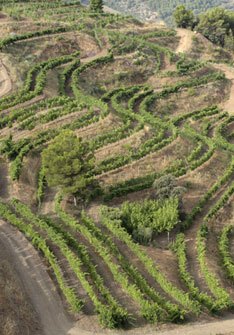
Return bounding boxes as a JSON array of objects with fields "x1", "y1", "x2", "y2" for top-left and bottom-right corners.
[
  {"x1": 176, "y1": 28, "x2": 194, "y2": 54},
  {"x1": 0, "y1": 220, "x2": 73, "y2": 335},
  {"x1": 0, "y1": 59, "x2": 12, "y2": 98}
]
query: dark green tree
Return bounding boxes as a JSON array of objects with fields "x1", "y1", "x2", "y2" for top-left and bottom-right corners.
[
  {"x1": 224, "y1": 29, "x2": 234, "y2": 51},
  {"x1": 196, "y1": 7, "x2": 234, "y2": 46},
  {"x1": 90, "y1": 0, "x2": 104, "y2": 13},
  {"x1": 42, "y1": 130, "x2": 95, "y2": 203},
  {"x1": 173, "y1": 5, "x2": 195, "y2": 28}
]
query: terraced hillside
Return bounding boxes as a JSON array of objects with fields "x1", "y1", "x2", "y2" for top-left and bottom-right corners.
[{"x1": 0, "y1": 2, "x2": 234, "y2": 335}]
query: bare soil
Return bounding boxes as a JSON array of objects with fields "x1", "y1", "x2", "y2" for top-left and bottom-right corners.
[
  {"x1": 97, "y1": 136, "x2": 194, "y2": 185},
  {"x1": 0, "y1": 59, "x2": 12, "y2": 98},
  {"x1": 212, "y1": 63, "x2": 234, "y2": 115},
  {"x1": 176, "y1": 28, "x2": 194, "y2": 54},
  {"x1": 0, "y1": 248, "x2": 41, "y2": 335},
  {"x1": 95, "y1": 128, "x2": 151, "y2": 162},
  {"x1": 0, "y1": 221, "x2": 73, "y2": 335},
  {"x1": 74, "y1": 113, "x2": 122, "y2": 140}
]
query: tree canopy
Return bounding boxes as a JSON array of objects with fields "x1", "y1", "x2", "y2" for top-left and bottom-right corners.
[
  {"x1": 153, "y1": 174, "x2": 186, "y2": 200},
  {"x1": 173, "y1": 5, "x2": 195, "y2": 28},
  {"x1": 172, "y1": 5, "x2": 234, "y2": 49},
  {"x1": 42, "y1": 130, "x2": 94, "y2": 197},
  {"x1": 90, "y1": 0, "x2": 104, "y2": 12},
  {"x1": 196, "y1": 7, "x2": 234, "y2": 47}
]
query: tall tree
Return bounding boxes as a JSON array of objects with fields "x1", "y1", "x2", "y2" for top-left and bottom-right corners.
[
  {"x1": 196, "y1": 7, "x2": 234, "y2": 46},
  {"x1": 42, "y1": 130, "x2": 95, "y2": 202},
  {"x1": 90, "y1": 0, "x2": 104, "y2": 13},
  {"x1": 173, "y1": 5, "x2": 195, "y2": 28}
]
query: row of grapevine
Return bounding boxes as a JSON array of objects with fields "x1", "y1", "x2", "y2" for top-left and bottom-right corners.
[
  {"x1": 196, "y1": 225, "x2": 233, "y2": 309},
  {"x1": 80, "y1": 212, "x2": 184, "y2": 322},
  {"x1": 0, "y1": 51, "x2": 80, "y2": 111},
  {"x1": 100, "y1": 105, "x2": 222, "y2": 200},
  {"x1": 54, "y1": 196, "x2": 169, "y2": 323},
  {"x1": 99, "y1": 206, "x2": 200, "y2": 313},
  {"x1": 0, "y1": 27, "x2": 69, "y2": 50},
  {"x1": 204, "y1": 182, "x2": 234, "y2": 222},
  {"x1": 0, "y1": 202, "x2": 83, "y2": 312},
  {"x1": 172, "y1": 234, "x2": 219, "y2": 312},
  {"x1": 219, "y1": 225, "x2": 234, "y2": 281},
  {"x1": 11, "y1": 199, "x2": 129, "y2": 329},
  {"x1": 183, "y1": 158, "x2": 234, "y2": 229},
  {"x1": 71, "y1": 53, "x2": 113, "y2": 112},
  {"x1": 0, "y1": 96, "x2": 73, "y2": 129}
]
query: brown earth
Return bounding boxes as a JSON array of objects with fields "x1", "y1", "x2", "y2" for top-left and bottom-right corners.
[
  {"x1": 0, "y1": 221, "x2": 73, "y2": 335},
  {"x1": 0, "y1": 59, "x2": 12, "y2": 97}
]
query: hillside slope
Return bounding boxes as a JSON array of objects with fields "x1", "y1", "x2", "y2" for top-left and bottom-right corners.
[
  {"x1": 0, "y1": 1, "x2": 234, "y2": 335},
  {"x1": 104, "y1": 0, "x2": 234, "y2": 24}
]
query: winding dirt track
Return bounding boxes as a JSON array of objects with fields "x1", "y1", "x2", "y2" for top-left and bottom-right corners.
[
  {"x1": 0, "y1": 59, "x2": 12, "y2": 97},
  {"x1": 176, "y1": 28, "x2": 194, "y2": 54},
  {"x1": 0, "y1": 221, "x2": 73, "y2": 335},
  {"x1": 212, "y1": 63, "x2": 234, "y2": 115}
]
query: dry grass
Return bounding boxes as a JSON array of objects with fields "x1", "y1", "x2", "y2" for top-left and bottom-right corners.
[
  {"x1": 75, "y1": 112, "x2": 122, "y2": 140},
  {"x1": 78, "y1": 55, "x2": 158, "y2": 95},
  {"x1": 152, "y1": 81, "x2": 229, "y2": 119},
  {"x1": 179, "y1": 151, "x2": 230, "y2": 213},
  {"x1": 97, "y1": 136, "x2": 194, "y2": 185},
  {"x1": 95, "y1": 127, "x2": 151, "y2": 162}
]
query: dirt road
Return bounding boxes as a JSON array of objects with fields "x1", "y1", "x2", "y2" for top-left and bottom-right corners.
[
  {"x1": 154, "y1": 320, "x2": 234, "y2": 335},
  {"x1": 0, "y1": 59, "x2": 12, "y2": 97},
  {"x1": 212, "y1": 63, "x2": 234, "y2": 115},
  {"x1": 0, "y1": 220, "x2": 73, "y2": 335},
  {"x1": 176, "y1": 28, "x2": 194, "y2": 54}
]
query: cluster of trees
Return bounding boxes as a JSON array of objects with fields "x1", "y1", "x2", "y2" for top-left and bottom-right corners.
[
  {"x1": 174, "y1": 5, "x2": 234, "y2": 49},
  {"x1": 113, "y1": 174, "x2": 185, "y2": 244}
]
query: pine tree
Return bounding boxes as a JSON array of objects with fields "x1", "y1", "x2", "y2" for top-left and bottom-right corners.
[
  {"x1": 42, "y1": 130, "x2": 95, "y2": 201},
  {"x1": 90, "y1": 0, "x2": 104, "y2": 13}
]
